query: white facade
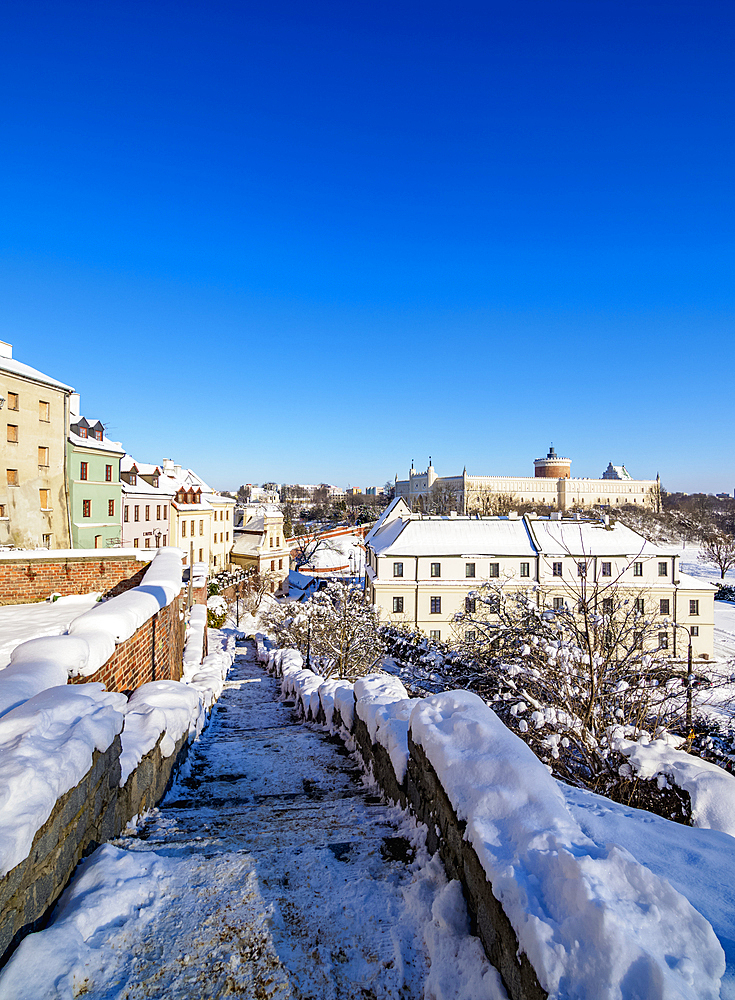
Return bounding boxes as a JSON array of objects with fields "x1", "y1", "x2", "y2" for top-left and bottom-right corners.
[{"x1": 121, "y1": 458, "x2": 173, "y2": 552}]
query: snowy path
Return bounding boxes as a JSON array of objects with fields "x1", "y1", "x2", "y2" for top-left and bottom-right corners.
[{"x1": 0, "y1": 644, "x2": 501, "y2": 1000}]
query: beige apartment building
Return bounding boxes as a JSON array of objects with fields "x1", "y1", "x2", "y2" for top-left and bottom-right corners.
[
  {"x1": 230, "y1": 508, "x2": 290, "y2": 593},
  {"x1": 0, "y1": 341, "x2": 73, "y2": 549},
  {"x1": 158, "y1": 460, "x2": 235, "y2": 573},
  {"x1": 364, "y1": 499, "x2": 714, "y2": 660},
  {"x1": 395, "y1": 447, "x2": 660, "y2": 513}
]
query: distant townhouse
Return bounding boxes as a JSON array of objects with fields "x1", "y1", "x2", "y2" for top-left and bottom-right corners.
[
  {"x1": 0, "y1": 341, "x2": 73, "y2": 549},
  {"x1": 120, "y1": 457, "x2": 174, "y2": 552},
  {"x1": 159, "y1": 459, "x2": 235, "y2": 572},
  {"x1": 67, "y1": 399, "x2": 125, "y2": 548},
  {"x1": 364, "y1": 499, "x2": 714, "y2": 660},
  {"x1": 230, "y1": 508, "x2": 290, "y2": 593}
]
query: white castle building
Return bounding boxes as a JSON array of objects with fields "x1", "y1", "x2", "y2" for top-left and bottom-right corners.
[{"x1": 394, "y1": 447, "x2": 661, "y2": 513}]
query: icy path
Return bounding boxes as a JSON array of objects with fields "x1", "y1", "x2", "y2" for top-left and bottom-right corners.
[{"x1": 0, "y1": 644, "x2": 502, "y2": 1000}]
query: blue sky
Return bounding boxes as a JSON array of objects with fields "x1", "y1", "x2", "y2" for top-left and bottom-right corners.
[{"x1": 1, "y1": 1, "x2": 733, "y2": 492}]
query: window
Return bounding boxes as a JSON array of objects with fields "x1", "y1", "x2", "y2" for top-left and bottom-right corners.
[
  {"x1": 633, "y1": 562, "x2": 643, "y2": 577},
  {"x1": 199, "y1": 520, "x2": 204, "y2": 535},
  {"x1": 633, "y1": 631, "x2": 643, "y2": 649},
  {"x1": 105, "y1": 464, "x2": 112, "y2": 482},
  {"x1": 634, "y1": 598, "x2": 645, "y2": 614},
  {"x1": 658, "y1": 561, "x2": 668, "y2": 577},
  {"x1": 601, "y1": 562, "x2": 611, "y2": 577},
  {"x1": 270, "y1": 536, "x2": 274, "y2": 547},
  {"x1": 430, "y1": 596, "x2": 441, "y2": 614},
  {"x1": 162, "y1": 505, "x2": 167, "y2": 519},
  {"x1": 658, "y1": 632, "x2": 669, "y2": 649},
  {"x1": 133, "y1": 538, "x2": 139, "y2": 548},
  {"x1": 6, "y1": 425, "x2": 17, "y2": 443},
  {"x1": 276, "y1": 536, "x2": 280, "y2": 546},
  {"x1": 7, "y1": 392, "x2": 18, "y2": 410},
  {"x1": 393, "y1": 597, "x2": 404, "y2": 613},
  {"x1": 602, "y1": 597, "x2": 613, "y2": 613},
  {"x1": 163, "y1": 535, "x2": 167, "y2": 545},
  {"x1": 488, "y1": 562, "x2": 500, "y2": 578},
  {"x1": 124, "y1": 506, "x2": 129, "y2": 523},
  {"x1": 6, "y1": 469, "x2": 18, "y2": 486},
  {"x1": 691, "y1": 626, "x2": 699, "y2": 637},
  {"x1": 0, "y1": 505, "x2": 5, "y2": 517},
  {"x1": 465, "y1": 630, "x2": 476, "y2": 642},
  {"x1": 156, "y1": 505, "x2": 161, "y2": 520},
  {"x1": 429, "y1": 630, "x2": 441, "y2": 641},
  {"x1": 690, "y1": 600, "x2": 699, "y2": 616},
  {"x1": 82, "y1": 500, "x2": 91, "y2": 517},
  {"x1": 660, "y1": 599, "x2": 670, "y2": 615},
  {"x1": 42, "y1": 533, "x2": 50, "y2": 546},
  {"x1": 80, "y1": 462, "x2": 88, "y2": 481},
  {"x1": 78, "y1": 427, "x2": 88, "y2": 438},
  {"x1": 38, "y1": 446, "x2": 49, "y2": 467},
  {"x1": 278, "y1": 558, "x2": 282, "y2": 569},
  {"x1": 226, "y1": 510, "x2": 229, "y2": 520},
  {"x1": 552, "y1": 562, "x2": 562, "y2": 577},
  {"x1": 393, "y1": 562, "x2": 403, "y2": 577},
  {"x1": 430, "y1": 562, "x2": 441, "y2": 578},
  {"x1": 577, "y1": 561, "x2": 587, "y2": 577},
  {"x1": 39, "y1": 489, "x2": 50, "y2": 509},
  {"x1": 144, "y1": 505, "x2": 149, "y2": 521},
  {"x1": 199, "y1": 548, "x2": 203, "y2": 562},
  {"x1": 465, "y1": 597, "x2": 476, "y2": 614},
  {"x1": 181, "y1": 520, "x2": 186, "y2": 537},
  {"x1": 108, "y1": 499, "x2": 115, "y2": 517},
  {"x1": 226, "y1": 532, "x2": 229, "y2": 541},
  {"x1": 553, "y1": 597, "x2": 564, "y2": 611},
  {"x1": 39, "y1": 400, "x2": 49, "y2": 422},
  {"x1": 520, "y1": 562, "x2": 530, "y2": 578},
  {"x1": 271, "y1": 560, "x2": 275, "y2": 571},
  {"x1": 465, "y1": 562, "x2": 475, "y2": 578},
  {"x1": 145, "y1": 537, "x2": 151, "y2": 548},
  {"x1": 134, "y1": 505, "x2": 139, "y2": 522}
]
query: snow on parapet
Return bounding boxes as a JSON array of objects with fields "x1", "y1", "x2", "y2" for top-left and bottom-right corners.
[
  {"x1": 0, "y1": 685, "x2": 126, "y2": 877},
  {"x1": 354, "y1": 675, "x2": 414, "y2": 783},
  {"x1": 409, "y1": 690, "x2": 725, "y2": 1000},
  {"x1": 119, "y1": 681, "x2": 202, "y2": 786}
]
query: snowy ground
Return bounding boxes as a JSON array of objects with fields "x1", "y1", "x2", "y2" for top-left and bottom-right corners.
[
  {"x1": 0, "y1": 644, "x2": 503, "y2": 1000},
  {"x1": 679, "y1": 541, "x2": 735, "y2": 587},
  {"x1": 0, "y1": 594, "x2": 100, "y2": 671}
]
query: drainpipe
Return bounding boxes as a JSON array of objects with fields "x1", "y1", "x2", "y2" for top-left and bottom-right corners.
[
  {"x1": 415, "y1": 555, "x2": 419, "y2": 626},
  {"x1": 64, "y1": 392, "x2": 73, "y2": 548}
]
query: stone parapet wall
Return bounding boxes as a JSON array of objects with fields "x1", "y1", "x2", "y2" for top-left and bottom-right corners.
[{"x1": 0, "y1": 552, "x2": 149, "y2": 605}]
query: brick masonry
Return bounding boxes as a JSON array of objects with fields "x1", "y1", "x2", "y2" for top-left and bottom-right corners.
[{"x1": 0, "y1": 553, "x2": 149, "y2": 606}]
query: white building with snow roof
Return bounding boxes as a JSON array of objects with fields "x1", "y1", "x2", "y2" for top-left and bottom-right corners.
[
  {"x1": 364, "y1": 499, "x2": 714, "y2": 659},
  {"x1": 121, "y1": 457, "x2": 174, "y2": 552},
  {"x1": 158, "y1": 459, "x2": 235, "y2": 572}
]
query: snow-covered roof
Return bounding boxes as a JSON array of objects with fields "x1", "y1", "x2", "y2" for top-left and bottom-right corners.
[
  {"x1": 68, "y1": 430, "x2": 125, "y2": 456},
  {"x1": 239, "y1": 516, "x2": 265, "y2": 535},
  {"x1": 370, "y1": 516, "x2": 537, "y2": 558},
  {"x1": 232, "y1": 534, "x2": 263, "y2": 556},
  {"x1": 121, "y1": 456, "x2": 161, "y2": 476},
  {"x1": 0, "y1": 355, "x2": 73, "y2": 392},
  {"x1": 677, "y1": 571, "x2": 719, "y2": 592},
  {"x1": 363, "y1": 497, "x2": 410, "y2": 546},
  {"x1": 528, "y1": 520, "x2": 677, "y2": 558},
  {"x1": 121, "y1": 480, "x2": 175, "y2": 499}
]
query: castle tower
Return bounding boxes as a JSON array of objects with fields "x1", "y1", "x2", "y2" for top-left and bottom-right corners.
[{"x1": 534, "y1": 445, "x2": 571, "y2": 479}]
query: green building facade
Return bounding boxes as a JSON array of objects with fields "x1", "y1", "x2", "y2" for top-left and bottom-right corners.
[{"x1": 67, "y1": 415, "x2": 124, "y2": 548}]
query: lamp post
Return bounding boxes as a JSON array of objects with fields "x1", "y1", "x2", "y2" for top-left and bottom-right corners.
[{"x1": 672, "y1": 622, "x2": 694, "y2": 735}]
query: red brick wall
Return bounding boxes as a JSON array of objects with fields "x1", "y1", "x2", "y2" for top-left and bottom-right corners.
[
  {"x1": 0, "y1": 555, "x2": 149, "y2": 606},
  {"x1": 70, "y1": 596, "x2": 185, "y2": 694}
]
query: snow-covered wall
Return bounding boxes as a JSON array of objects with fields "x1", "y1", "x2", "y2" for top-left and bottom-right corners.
[{"x1": 263, "y1": 652, "x2": 726, "y2": 1000}]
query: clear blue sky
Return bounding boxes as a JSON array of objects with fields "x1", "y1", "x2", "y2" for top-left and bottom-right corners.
[{"x1": 1, "y1": 1, "x2": 733, "y2": 493}]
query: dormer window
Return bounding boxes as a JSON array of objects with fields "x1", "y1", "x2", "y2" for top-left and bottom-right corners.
[
  {"x1": 152, "y1": 477, "x2": 159, "y2": 487},
  {"x1": 129, "y1": 474, "x2": 137, "y2": 485},
  {"x1": 78, "y1": 427, "x2": 87, "y2": 438}
]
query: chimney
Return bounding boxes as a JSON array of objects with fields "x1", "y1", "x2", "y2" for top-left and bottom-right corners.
[
  {"x1": 162, "y1": 459, "x2": 175, "y2": 473},
  {"x1": 0, "y1": 341, "x2": 11, "y2": 359}
]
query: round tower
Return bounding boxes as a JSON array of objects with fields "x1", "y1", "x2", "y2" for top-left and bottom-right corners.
[{"x1": 534, "y1": 445, "x2": 571, "y2": 479}]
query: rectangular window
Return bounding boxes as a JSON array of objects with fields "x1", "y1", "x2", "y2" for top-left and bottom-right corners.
[
  {"x1": 80, "y1": 462, "x2": 88, "y2": 481},
  {"x1": 7, "y1": 392, "x2": 18, "y2": 410},
  {"x1": 658, "y1": 632, "x2": 669, "y2": 649},
  {"x1": 393, "y1": 562, "x2": 403, "y2": 577},
  {"x1": 39, "y1": 488, "x2": 49, "y2": 509},
  {"x1": 271, "y1": 559, "x2": 275, "y2": 571},
  {"x1": 145, "y1": 537, "x2": 151, "y2": 548},
  {"x1": 691, "y1": 626, "x2": 699, "y2": 637},
  {"x1": 134, "y1": 505, "x2": 139, "y2": 522},
  {"x1": 488, "y1": 562, "x2": 499, "y2": 578},
  {"x1": 602, "y1": 597, "x2": 613, "y2": 613},
  {"x1": 690, "y1": 599, "x2": 699, "y2": 616},
  {"x1": 633, "y1": 631, "x2": 643, "y2": 649},
  {"x1": 270, "y1": 536, "x2": 274, "y2": 547},
  {"x1": 182, "y1": 520, "x2": 186, "y2": 537},
  {"x1": 553, "y1": 597, "x2": 564, "y2": 611},
  {"x1": 6, "y1": 469, "x2": 18, "y2": 486},
  {"x1": 6, "y1": 424, "x2": 17, "y2": 443},
  {"x1": 156, "y1": 505, "x2": 161, "y2": 520},
  {"x1": 82, "y1": 499, "x2": 91, "y2": 517},
  {"x1": 393, "y1": 596, "x2": 404, "y2": 613},
  {"x1": 145, "y1": 505, "x2": 150, "y2": 520},
  {"x1": 108, "y1": 499, "x2": 115, "y2": 517},
  {"x1": 38, "y1": 446, "x2": 49, "y2": 467},
  {"x1": 465, "y1": 630, "x2": 476, "y2": 642},
  {"x1": 42, "y1": 533, "x2": 50, "y2": 546},
  {"x1": 276, "y1": 536, "x2": 280, "y2": 546},
  {"x1": 163, "y1": 535, "x2": 167, "y2": 545},
  {"x1": 39, "y1": 400, "x2": 49, "y2": 421},
  {"x1": 465, "y1": 562, "x2": 475, "y2": 578},
  {"x1": 430, "y1": 596, "x2": 441, "y2": 614},
  {"x1": 601, "y1": 562, "x2": 611, "y2": 577},
  {"x1": 124, "y1": 505, "x2": 129, "y2": 523},
  {"x1": 634, "y1": 598, "x2": 645, "y2": 614},
  {"x1": 577, "y1": 561, "x2": 587, "y2": 577},
  {"x1": 660, "y1": 599, "x2": 670, "y2": 615},
  {"x1": 520, "y1": 562, "x2": 530, "y2": 578},
  {"x1": 78, "y1": 427, "x2": 87, "y2": 438},
  {"x1": 552, "y1": 562, "x2": 562, "y2": 577},
  {"x1": 430, "y1": 562, "x2": 441, "y2": 578},
  {"x1": 226, "y1": 510, "x2": 229, "y2": 520},
  {"x1": 634, "y1": 562, "x2": 643, "y2": 577},
  {"x1": 658, "y1": 561, "x2": 668, "y2": 577},
  {"x1": 199, "y1": 520, "x2": 204, "y2": 535},
  {"x1": 226, "y1": 532, "x2": 229, "y2": 541},
  {"x1": 0, "y1": 504, "x2": 5, "y2": 517},
  {"x1": 278, "y1": 558, "x2": 282, "y2": 569},
  {"x1": 133, "y1": 538, "x2": 139, "y2": 548},
  {"x1": 199, "y1": 549, "x2": 203, "y2": 562},
  {"x1": 465, "y1": 596, "x2": 476, "y2": 614},
  {"x1": 162, "y1": 505, "x2": 167, "y2": 519},
  {"x1": 429, "y1": 630, "x2": 441, "y2": 641},
  {"x1": 105, "y1": 464, "x2": 112, "y2": 482}
]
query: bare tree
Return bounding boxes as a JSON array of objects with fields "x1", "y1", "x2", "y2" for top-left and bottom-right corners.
[
  {"x1": 467, "y1": 489, "x2": 517, "y2": 516},
  {"x1": 290, "y1": 528, "x2": 340, "y2": 570},
  {"x1": 700, "y1": 530, "x2": 735, "y2": 579}
]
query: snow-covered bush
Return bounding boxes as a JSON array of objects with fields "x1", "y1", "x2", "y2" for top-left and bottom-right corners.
[{"x1": 206, "y1": 595, "x2": 228, "y2": 629}]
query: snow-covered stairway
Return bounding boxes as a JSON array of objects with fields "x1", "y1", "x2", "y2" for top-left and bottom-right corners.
[{"x1": 0, "y1": 642, "x2": 501, "y2": 1000}]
